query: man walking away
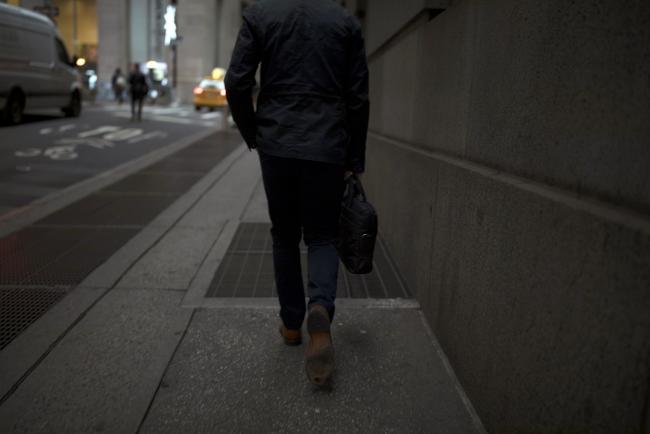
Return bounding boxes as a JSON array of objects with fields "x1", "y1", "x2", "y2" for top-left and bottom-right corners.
[
  {"x1": 128, "y1": 63, "x2": 148, "y2": 121},
  {"x1": 225, "y1": 0, "x2": 369, "y2": 386}
]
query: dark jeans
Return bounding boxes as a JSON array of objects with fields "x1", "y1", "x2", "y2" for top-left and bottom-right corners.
[
  {"x1": 113, "y1": 88, "x2": 124, "y2": 104},
  {"x1": 259, "y1": 151, "x2": 345, "y2": 330},
  {"x1": 131, "y1": 96, "x2": 144, "y2": 120}
]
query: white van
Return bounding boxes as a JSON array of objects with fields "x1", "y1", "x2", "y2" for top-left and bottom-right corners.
[{"x1": 0, "y1": 3, "x2": 82, "y2": 125}]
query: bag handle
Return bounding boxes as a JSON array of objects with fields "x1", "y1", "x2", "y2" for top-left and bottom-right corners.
[{"x1": 345, "y1": 174, "x2": 367, "y2": 202}]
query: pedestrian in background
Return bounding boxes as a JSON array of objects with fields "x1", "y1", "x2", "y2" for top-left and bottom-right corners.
[
  {"x1": 226, "y1": 0, "x2": 369, "y2": 386},
  {"x1": 111, "y1": 67, "x2": 126, "y2": 104},
  {"x1": 128, "y1": 63, "x2": 148, "y2": 121}
]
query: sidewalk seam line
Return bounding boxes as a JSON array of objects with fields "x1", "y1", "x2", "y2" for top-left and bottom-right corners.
[
  {"x1": 114, "y1": 148, "x2": 246, "y2": 288},
  {"x1": 0, "y1": 286, "x2": 112, "y2": 406},
  {"x1": 417, "y1": 311, "x2": 488, "y2": 434},
  {"x1": 238, "y1": 176, "x2": 263, "y2": 221},
  {"x1": 135, "y1": 309, "x2": 196, "y2": 434},
  {"x1": 377, "y1": 235, "x2": 411, "y2": 298},
  {"x1": 184, "y1": 222, "x2": 228, "y2": 291}
]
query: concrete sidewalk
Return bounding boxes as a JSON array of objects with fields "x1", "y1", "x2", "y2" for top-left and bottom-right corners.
[{"x1": 0, "y1": 144, "x2": 485, "y2": 433}]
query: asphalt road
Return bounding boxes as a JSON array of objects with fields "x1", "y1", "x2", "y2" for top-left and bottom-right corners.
[{"x1": 0, "y1": 103, "x2": 226, "y2": 219}]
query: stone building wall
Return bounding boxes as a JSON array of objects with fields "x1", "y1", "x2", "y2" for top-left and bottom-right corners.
[{"x1": 359, "y1": 1, "x2": 650, "y2": 432}]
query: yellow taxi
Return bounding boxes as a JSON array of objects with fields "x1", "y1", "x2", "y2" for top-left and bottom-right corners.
[{"x1": 193, "y1": 68, "x2": 227, "y2": 111}]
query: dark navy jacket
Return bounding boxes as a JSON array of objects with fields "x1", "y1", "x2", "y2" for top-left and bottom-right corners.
[{"x1": 225, "y1": 0, "x2": 369, "y2": 173}]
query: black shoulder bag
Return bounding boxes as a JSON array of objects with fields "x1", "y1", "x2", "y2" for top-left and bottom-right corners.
[{"x1": 336, "y1": 175, "x2": 378, "y2": 274}]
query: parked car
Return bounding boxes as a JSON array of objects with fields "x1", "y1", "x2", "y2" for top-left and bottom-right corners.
[
  {"x1": 193, "y1": 77, "x2": 227, "y2": 112},
  {"x1": 0, "y1": 3, "x2": 82, "y2": 124}
]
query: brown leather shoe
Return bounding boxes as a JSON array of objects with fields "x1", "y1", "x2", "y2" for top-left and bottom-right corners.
[
  {"x1": 305, "y1": 304, "x2": 334, "y2": 386},
  {"x1": 279, "y1": 323, "x2": 302, "y2": 346}
]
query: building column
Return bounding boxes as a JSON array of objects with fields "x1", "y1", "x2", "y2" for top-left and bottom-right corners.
[
  {"x1": 129, "y1": 0, "x2": 148, "y2": 64},
  {"x1": 97, "y1": 0, "x2": 129, "y2": 90},
  {"x1": 217, "y1": 0, "x2": 241, "y2": 69},
  {"x1": 175, "y1": 0, "x2": 218, "y2": 103}
]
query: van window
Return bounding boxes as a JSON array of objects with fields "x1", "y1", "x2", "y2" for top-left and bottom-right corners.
[
  {"x1": 0, "y1": 27, "x2": 20, "y2": 58},
  {"x1": 0, "y1": 26, "x2": 52, "y2": 63},
  {"x1": 55, "y1": 38, "x2": 70, "y2": 65}
]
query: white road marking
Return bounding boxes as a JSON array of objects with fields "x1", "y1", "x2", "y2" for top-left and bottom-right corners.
[
  {"x1": 15, "y1": 148, "x2": 42, "y2": 157},
  {"x1": 58, "y1": 124, "x2": 76, "y2": 132},
  {"x1": 149, "y1": 107, "x2": 185, "y2": 115},
  {"x1": 15, "y1": 126, "x2": 163, "y2": 163},
  {"x1": 39, "y1": 128, "x2": 53, "y2": 135},
  {"x1": 56, "y1": 138, "x2": 115, "y2": 150},
  {"x1": 200, "y1": 112, "x2": 222, "y2": 120},
  {"x1": 44, "y1": 146, "x2": 78, "y2": 160},
  {"x1": 103, "y1": 128, "x2": 144, "y2": 141},
  {"x1": 78, "y1": 126, "x2": 120, "y2": 138},
  {"x1": 152, "y1": 115, "x2": 194, "y2": 124},
  {"x1": 127, "y1": 131, "x2": 168, "y2": 144}
]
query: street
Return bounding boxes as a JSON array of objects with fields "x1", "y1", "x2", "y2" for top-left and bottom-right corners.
[{"x1": 0, "y1": 103, "x2": 225, "y2": 218}]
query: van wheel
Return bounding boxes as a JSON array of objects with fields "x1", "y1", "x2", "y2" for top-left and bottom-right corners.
[
  {"x1": 3, "y1": 92, "x2": 24, "y2": 125},
  {"x1": 63, "y1": 91, "x2": 82, "y2": 117}
]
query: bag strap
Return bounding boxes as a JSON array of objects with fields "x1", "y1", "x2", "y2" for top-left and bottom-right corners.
[{"x1": 347, "y1": 175, "x2": 367, "y2": 202}]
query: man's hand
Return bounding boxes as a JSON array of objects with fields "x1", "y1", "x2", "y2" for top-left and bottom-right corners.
[{"x1": 344, "y1": 172, "x2": 363, "y2": 183}]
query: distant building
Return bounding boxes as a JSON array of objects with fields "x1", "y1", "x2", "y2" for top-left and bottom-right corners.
[
  {"x1": 2, "y1": 0, "x2": 98, "y2": 65},
  {"x1": 2, "y1": 0, "x2": 259, "y2": 103},
  {"x1": 96, "y1": 0, "x2": 257, "y2": 103}
]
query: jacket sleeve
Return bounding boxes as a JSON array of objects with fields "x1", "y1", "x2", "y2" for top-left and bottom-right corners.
[
  {"x1": 225, "y1": 8, "x2": 261, "y2": 150},
  {"x1": 344, "y1": 18, "x2": 370, "y2": 173}
]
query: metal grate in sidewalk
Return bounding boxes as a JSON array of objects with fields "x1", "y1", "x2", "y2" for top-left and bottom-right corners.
[
  {"x1": 0, "y1": 227, "x2": 138, "y2": 286},
  {"x1": 206, "y1": 223, "x2": 411, "y2": 298},
  {"x1": 0, "y1": 130, "x2": 242, "y2": 351},
  {"x1": 0, "y1": 287, "x2": 69, "y2": 350}
]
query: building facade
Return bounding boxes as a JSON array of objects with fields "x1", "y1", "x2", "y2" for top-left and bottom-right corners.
[
  {"x1": 96, "y1": 0, "x2": 252, "y2": 102},
  {"x1": 354, "y1": 0, "x2": 650, "y2": 432},
  {"x1": 3, "y1": 0, "x2": 251, "y2": 102},
  {"x1": 1, "y1": 0, "x2": 98, "y2": 63}
]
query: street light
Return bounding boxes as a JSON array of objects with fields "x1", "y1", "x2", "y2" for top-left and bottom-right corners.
[
  {"x1": 164, "y1": 5, "x2": 177, "y2": 47},
  {"x1": 164, "y1": 3, "x2": 179, "y2": 89}
]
